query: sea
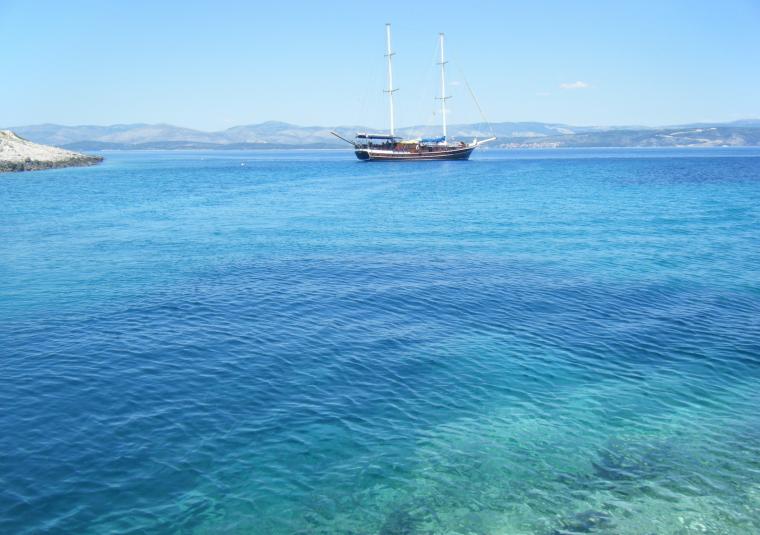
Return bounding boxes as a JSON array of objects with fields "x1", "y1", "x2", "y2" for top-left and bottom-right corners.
[{"x1": 1, "y1": 148, "x2": 759, "y2": 534}]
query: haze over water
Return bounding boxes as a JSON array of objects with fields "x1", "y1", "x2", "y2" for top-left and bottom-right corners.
[{"x1": 2, "y1": 148, "x2": 760, "y2": 534}]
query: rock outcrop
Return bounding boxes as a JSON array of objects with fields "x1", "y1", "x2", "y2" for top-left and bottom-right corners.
[{"x1": 0, "y1": 130, "x2": 102, "y2": 172}]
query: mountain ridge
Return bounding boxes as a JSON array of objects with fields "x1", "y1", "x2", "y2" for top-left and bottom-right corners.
[{"x1": 5, "y1": 120, "x2": 760, "y2": 149}]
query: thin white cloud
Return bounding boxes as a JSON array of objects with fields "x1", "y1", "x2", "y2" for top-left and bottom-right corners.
[
  {"x1": 536, "y1": 91, "x2": 551, "y2": 97},
  {"x1": 560, "y1": 81, "x2": 590, "y2": 90}
]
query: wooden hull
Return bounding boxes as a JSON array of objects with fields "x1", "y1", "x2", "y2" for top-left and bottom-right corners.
[{"x1": 355, "y1": 145, "x2": 475, "y2": 161}]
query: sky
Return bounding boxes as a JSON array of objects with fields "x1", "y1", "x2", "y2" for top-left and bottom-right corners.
[{"x1": 1, "y1": 0, "x2": 759, "y2": 130}]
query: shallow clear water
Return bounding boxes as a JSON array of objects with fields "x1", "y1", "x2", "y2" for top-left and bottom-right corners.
[{"x1": 1, "y1": 148, "x2": 759, "y2": 534}]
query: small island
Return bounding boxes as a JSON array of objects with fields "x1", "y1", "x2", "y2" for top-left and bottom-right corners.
[{"x1": 0, "y1": 130, "x2": 102, "y2": 172}]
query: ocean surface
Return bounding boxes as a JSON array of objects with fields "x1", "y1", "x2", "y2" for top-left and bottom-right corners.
[{"x1": 1, "y1": 148, "x2": 759, "y2": 534}]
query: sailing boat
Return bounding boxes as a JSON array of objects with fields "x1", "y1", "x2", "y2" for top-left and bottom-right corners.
[{"x1": 332, "y1": 24, "x2": 495, "y2": 161}]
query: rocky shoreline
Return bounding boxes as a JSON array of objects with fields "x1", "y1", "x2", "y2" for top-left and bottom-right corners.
[
  {"x1": 0, "y1": 155, "x2": 103, "y2": 172},
  {"x1": 0, "y1": 130, "x2": 102, "y2": 173}
]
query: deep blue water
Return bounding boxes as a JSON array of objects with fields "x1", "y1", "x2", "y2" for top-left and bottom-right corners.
[{"x1": 1, "y1": 148, "x2": 760, "y2": 534}]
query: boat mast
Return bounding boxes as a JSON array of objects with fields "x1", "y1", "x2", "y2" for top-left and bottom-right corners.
[
  {"x1": 437, "y1": 32, "x2": 450, "y2": 140},
  {"x1": 384, "y1": 23, "x2": 398, "y2": 137}
]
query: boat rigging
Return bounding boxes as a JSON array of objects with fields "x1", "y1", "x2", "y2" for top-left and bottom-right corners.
[{"x1": 332, "y1": 24, "x2": 495, "y2": 161}]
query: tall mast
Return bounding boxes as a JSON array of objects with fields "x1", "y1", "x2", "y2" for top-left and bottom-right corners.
[
  {"x1": 384, "y1": 23, "x2": 398, "y2": 137},
  {"x1": 437, "y1": 32, "x2": 450, "y2": 140}
]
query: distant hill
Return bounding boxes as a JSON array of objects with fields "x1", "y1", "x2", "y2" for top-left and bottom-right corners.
[
  {"x1": 502, "y1": 126, "x2": 760, "y2": 148},
  {"x1": 60, "y1": 140, "x2": 342, "y2": 151},
  {"x1": 5, "y1": 120, "x2": 760, "y2": 150}
]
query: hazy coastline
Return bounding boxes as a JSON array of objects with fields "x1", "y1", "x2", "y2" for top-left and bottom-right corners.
[{"x1": 5, "y1": 120, "x2": 760, "y2": 152}]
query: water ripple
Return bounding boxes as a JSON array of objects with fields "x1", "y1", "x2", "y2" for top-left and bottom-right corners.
[{"x1": 1, "y1": 150, "x2": 760, "y2": 533}]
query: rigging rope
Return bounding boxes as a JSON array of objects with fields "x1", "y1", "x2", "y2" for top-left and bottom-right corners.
[
  {"x1": 408, "y1": 39, "x2": 441, "y2": 136},
  {"x1": 459, "y1": 67, "x2": 496, "y2": 139}
]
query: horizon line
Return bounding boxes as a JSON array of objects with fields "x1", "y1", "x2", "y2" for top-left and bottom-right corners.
[{"x1": 7, "y1": 117, "x2": 760, "y2": 132}]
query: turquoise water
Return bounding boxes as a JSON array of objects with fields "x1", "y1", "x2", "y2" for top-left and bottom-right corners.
[{"x1": 1, "y1": 148, "x2": 760, "y2": 534}]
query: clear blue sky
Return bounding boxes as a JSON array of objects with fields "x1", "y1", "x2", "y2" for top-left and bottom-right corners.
[{"x1": 2, "y1": 0, "x2": 758, "y2": 130}]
